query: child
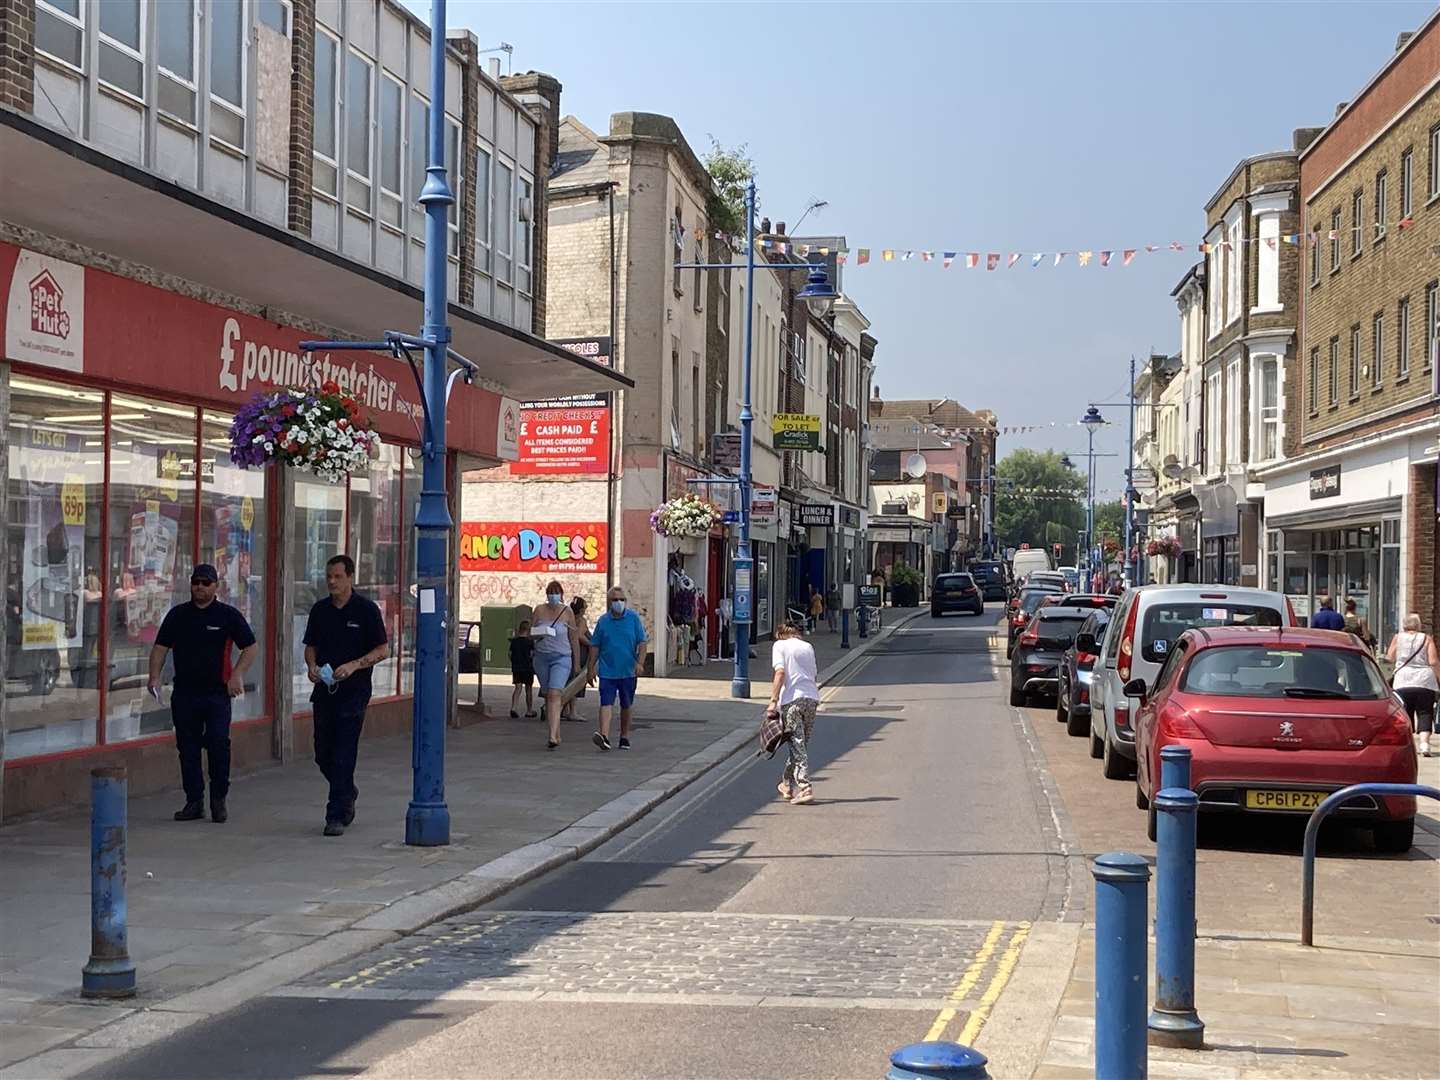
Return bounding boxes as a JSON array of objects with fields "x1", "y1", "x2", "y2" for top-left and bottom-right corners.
[{"x1": 510, "y1": 621, "x2": 537, "y2": 719}]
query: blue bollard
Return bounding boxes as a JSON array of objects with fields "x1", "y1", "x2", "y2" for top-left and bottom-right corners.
[
  {"x1": 858, "y1": 604, "x2": 869, "y2": 639},
  {"x1": 1148, "y1": 788, "x2": 1204, "y2": 1048},
  {"x1": 1159, "y1": 745, "x2": 1191, "y2": 791},
  {"x1": 1093, "y1": 852, "x2": 1149, "y2": 1080},
  {"x1": 841, "y1": 607, "x2": 851, "y2": 649},
  {"x1": 887, "y1": 1042, "x2": 989, "y2": 1079},
  {"x1": 82, "y1": 767, "x2": 136, "y2": 999}
]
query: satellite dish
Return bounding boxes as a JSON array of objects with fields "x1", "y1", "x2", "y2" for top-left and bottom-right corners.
[{"x1": 904, "y1": 452, "x2": 927, "y2": 478}]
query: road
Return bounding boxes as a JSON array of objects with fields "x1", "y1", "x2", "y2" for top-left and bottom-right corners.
[{"x1": 88, "y1": 606, "x2": 1078, "y2": 1079}]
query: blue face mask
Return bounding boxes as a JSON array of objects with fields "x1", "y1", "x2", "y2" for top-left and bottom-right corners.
[
  {"x1": 547, "y1": 593, "x2": 563, "y2": 606},
  {"x1": 610, "y1": 600, "x2": 626, "y2": 615}
]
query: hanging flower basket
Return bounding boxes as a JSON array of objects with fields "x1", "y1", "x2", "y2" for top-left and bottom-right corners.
[
  {"x1": 1145, "y1": 536, "x2": 1183, "y2": 559},
  {"x1": 229, "y1": 382, "x2": 381, "y2": 485},
  {"x1": 649, "y1": 493, "x2": 722, "y2": 538}
]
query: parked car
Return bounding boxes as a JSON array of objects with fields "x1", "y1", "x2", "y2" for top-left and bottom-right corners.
[
  {"x1": 1042, "y1": 593, "x2": 1118, "y2": 612},
  {"x1": 1007, "y1": 585, "x2": 1064, "y2": 658},
  {"x1": 1129, "y1": 627, "x2": 1417, "y2": 851},
  {"x1": 1057, "y1": 607, "x2": 1113, "y2": 736},
  {"x1": 1086, "y1": 585, "x2": 1294, "y2": 781},
  {"x1": 931, "y1": 573, "x2": 985, "y2": 618},
  {"x1": 1010, "y1": 606, "x2": 1091, "y2": 706},
  {"x1": 967, "y1": 561, "x2": 1009, "y2": 601}
]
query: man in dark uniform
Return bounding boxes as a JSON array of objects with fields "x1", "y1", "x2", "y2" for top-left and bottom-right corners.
[
  {"x1": 148, "y1": 563, "x2": 257, "y2": 823},
  {"x1": 304, "y1": 554, "x2": 389, "y2": 836}
]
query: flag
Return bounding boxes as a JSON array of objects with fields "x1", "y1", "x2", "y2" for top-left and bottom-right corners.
[
  {"x1": 818, "y1": 247, "x2": 830, "y2": 255},
  {"x1": 1008, "y1": 252, "x2": 1021, "y2": 268},
  {"x1": 986, "y1": 253, "x2": 1000, "y2": 271},
  {"x1": 857, "y1": 249, "x2": 870, "y2": 265},
  {"x1": 1031, "y1": 253, "x2": 1044, "y2": 268},
  {"x1": 776, "y1": 241, "x2": 788, "y2": 254},
  {"x1": 1264, "y1": 237, "x2": 1277, "y2": 250},
  {"x1": 901, "y1": 251, "x2": 913, "y2": 261},
  {"x1": 942, "y1": 251, "x2": 956, "y2": 268},
  {"x1": 1327, "y1": 230, "x2": 1337, "y2": 241},
  {"x1": 1144, "y1": 244, "x2": 1158, "y2": 253},
  {"x1": 1099, "y1": 251, "x2": 1112, "y2": 267},
  {"x1": 1198, "y1": 242, "x2": 1210, "y2": 254},
  {"x1": 1122, "y1": 249, "x2": 1136, "y2": 266},
  {"x1": 1079, "y1": 251, "x2": 1093, "y2": 266},
  {"x1": 1399, "y1": 217, "x2": 1414, "y2": 231},
  {"x1": 1169, "y1": 241, "x2": 1184, "y2": 251},
  {"x1": 1281, "y1": 234, "x2": 1298, "y2": 245},
  {"x1": 1054, "y1": 252, "x2": 1067, "y2": 267},
  {"x1": 797, "y1": 244, "x2": 810, "y2": 256},
  {"x1": 883, "y1": 250, "x2": 895, "y2": 262},
  {"x1": 921, "y1": 251, "x2": 934, "y2": 262},
  {"x1": 966, "y1": 253, "x2": 980, "y2": 269},
  {"x1": 837, "y1": 253, "x2": 848, "y2": 265}
]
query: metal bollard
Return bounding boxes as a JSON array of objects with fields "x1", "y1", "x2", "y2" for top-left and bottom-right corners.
[
  {"x1": 887, "y1": 1042, "x2": 989, "y2": 1079},
  {"x1": 1093, "y1": 852, "x2": 1149, "y2": 1080},
  {"x1": 1159, "y1": 745, "x2": 1191, "y2": 791},
  {"x1": 1148, "y1": 788, "x2": 1204, "y2": 1049},
  {"x1": 81, "y1": 767, "x2": 137, "y2": 999},
  {"x1": 841, "y1": 607, "x2": 851, "y2": 649},
  {"x1": 858, "y1": 604, "x2": 869, "y2": 639}
]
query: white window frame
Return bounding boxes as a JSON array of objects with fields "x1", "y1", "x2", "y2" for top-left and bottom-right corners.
[
  {"x1": 407, "y1": 92, "x2": 429, "y2": 237},
  {"x1": 311, "y1": 28, "x2": 340, "y2": 198},
  {"x1": 1374, "y1": 170, "x2": 1388, "y2": 240},
  {"x1": 445, "y1": 115, "x2": 462, "y2": 259},
  {"x1": 493, "y1": 155, "x2": 514, "y2": 285},
  {"x1": 257, "y1": 0, "x2": 290, "y2": 36},
  {"x1": 377, "y1": 70, "x2": 405, "y2": 230},
  {"x1": 1328, "y1": 337, "x2": 1339, "y2": 407},
  {"x1": 473, "y1": 141, "x2": 493, "y2": 275},
  {"x1": 1398, "y1": 296, "x2": 1411, "y2": 379},
  {"x1": 1309, "y1": 226, "x2": 1319, "y2": 285},
  {"x1": 516, "y1": 174, "x2": 533, "y2": 296},
  {"x1": 1426, "y1": 282, "x2": 1439, "y2": 371},
  {"x1": 1349, "y1": 325, "x2": 1361, "y2": 398},
  {"x1": 1225, "y1": 218, "x2": 1241, "y2": 326},
  {"x1": 155, "y1": 0, "x2": 198, "y2": 126},
  {"x1": 97, "y1": 0, "x2": 146, "y2": 102},
  {"x1": 1329, "y1": 208, "x2": 1342, "y2": 271},
  {"x1": 1253, "y1": 211, "x2": 1280, "y2": 313},
  {"x1": 1350, "y1": 190, "x2": 1363, "y2": 255},
  {"x1": 1205, "y1": 234, "x2": 1221, "y2": 338},
  {"x1": 35, "y1": 0, "x2": 86, "y2": 74},
  {"x1": 1204, "y1": 365, "x2": 1221, "y2": 475},
  {"x1": 1401, "y1": 148, "x2": 1414, "y2": 218},
  {"x1": 344, "y1": 47, "x2": 375, "y2": 218},
  {"x1": 1308, "y1": 347, "x2": 1319, "y2": 413},
  {"x1": 1429, "y1": 125, "x2": 1440, "y2": 201},
  {"x1": 1372, "y1": 312, "x2": 1384, "y2": 389},
  {"x1": 208, "y1": 0, "x2": 248, "y2": 152},
  {"x1": 1225, "y1": 356, "x2": 1241, "y2": 466},
  {"x1": 1253, "y1": 355, "x2": 1280, "y2": 464}
]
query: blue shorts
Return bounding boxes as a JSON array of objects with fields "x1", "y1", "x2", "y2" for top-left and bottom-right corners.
[
  {"x1": 535, "y1": 651, "x2": 572, "y2": 693},
  {"x1": 599, "y1": 676, "x2": 638, "y2": 709}
]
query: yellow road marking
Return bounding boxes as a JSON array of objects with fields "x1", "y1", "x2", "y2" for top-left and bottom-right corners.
[
  {"x1": 923, "y1": 920, "x2": 1007, "y2": 1042},
  {"x1": 955, "y1": 922, "x2": 1031, "y2": 1046}
]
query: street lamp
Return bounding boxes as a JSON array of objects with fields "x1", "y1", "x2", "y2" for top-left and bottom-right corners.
[
  {"x1": 798, "y1": 263, "x2": 839, "y2": 318},
  {"x1": 1080, "y1": 406, "x2": 1106, "y2": 581}
]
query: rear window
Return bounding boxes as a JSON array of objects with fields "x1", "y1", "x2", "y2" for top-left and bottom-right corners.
[
  {"x1": 1141, "y1": 603, "x2": 1281, "y2": 662},
  {"x1": 1180, "y1": 645, "x2": 1388, "y2": 700},
  {"x1": 1020, "y1": 590, "x2": 1056, "y2": 614},
  {"x1": 1034, "y1": 611, "x2": 1088, "y2": 646},
  {"x1": 1059, "y1": 596, "x2": 1114, "y2": 609},
  {"x1": 936, "y1": 575, "x2": 974, "y2": 589},
  {"x1": 970, "y1": 565, "x2": 1002, "y2": 582}
]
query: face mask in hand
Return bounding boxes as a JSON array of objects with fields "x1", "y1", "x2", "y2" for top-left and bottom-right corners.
[
  {"x1": 610, "y1": 600, "x2": 626, "y2": 615},
  {"x1": 547, "y1": 593, "x2": 563, "y2": 606},
  {"x1": 318, "y1": 663, "x2": 340, "y2": 694}
]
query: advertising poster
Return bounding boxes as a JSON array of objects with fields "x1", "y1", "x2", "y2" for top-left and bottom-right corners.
[
  {"x1": 458, "y1": 523, "x2": 607, "y2": 574},
  {"x1": 511, "y1": 403, "x2": 610, "y2": 475},
  {"x1": 16, "y1": 434, "x2": 85, "y2": 654}
]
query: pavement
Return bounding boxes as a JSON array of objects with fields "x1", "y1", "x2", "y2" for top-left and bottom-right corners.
[{"x1": 0, "y1": 609, "x2": 922, "y2": 1080}]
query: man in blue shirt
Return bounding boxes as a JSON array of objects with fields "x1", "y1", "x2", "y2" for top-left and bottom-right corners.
[
  {"x1": 1311, "y1": 595, "x2": 1345, "y2": 631},
  {"x1": 586, "y1": 585, "x2": 648, "y2": 752}
]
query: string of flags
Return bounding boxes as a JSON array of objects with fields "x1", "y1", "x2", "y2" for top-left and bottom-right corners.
[{"x1": 996, "y1": 420, "x2": 1113, "y2": 435}]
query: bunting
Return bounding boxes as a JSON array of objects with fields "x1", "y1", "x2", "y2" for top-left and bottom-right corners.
[
  {"x1": 986, "y1": 253, "x2": 1000, "y2": 271},
  {"x1": 966, "y1": 253, "x2": 980, "y2": 269},
  {"x1": 942, "y1": 251, "x2": 956, "y2": 269},
  {"x1": 1008, "y1": 252, "x2": 1021, "y2": 268}
]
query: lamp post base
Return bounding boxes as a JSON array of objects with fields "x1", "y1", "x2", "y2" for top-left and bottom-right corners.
[
  {"x1": 1147, "y1": 1008, "x2": 1205, "y2": 1049},
  {"x1": 731, "y1": 677, "x2": 751, "y2": 700},
  {"x1": 81, "y1": 957, "x2": 136, "y2": 999},
  {"x1": 405, "y1": 802, "x2": 451, "y2": 847}
]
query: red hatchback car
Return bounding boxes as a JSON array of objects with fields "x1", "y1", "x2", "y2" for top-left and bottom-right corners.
[{"x1": 1130, "y1": 627, "x2": 1418, "y2": 852}]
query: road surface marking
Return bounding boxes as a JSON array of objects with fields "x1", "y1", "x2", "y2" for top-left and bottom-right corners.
[
  {"x1": 956, "y1": 922, "x2": 1031, "y2": 1046},
  {"x1": 923, "y1": 919, "x2": 1007, "y2": 1042}
]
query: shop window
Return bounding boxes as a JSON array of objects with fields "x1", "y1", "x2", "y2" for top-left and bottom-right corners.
[
  {"x1": 290, "y1": 474, "x2": 346, "y2": 707},
  {"x1": 4, "y1": 380, "x2": 104, "y2": 759},
  {"x1": 199, "y1": 411, "x2": 269, "y2": 722},
  {"x1": 348, "y1": 445, "x2": 402, "y2": 695},
  {"x1": 106, "y1": 396, "x2": 198, "y2": 744}
]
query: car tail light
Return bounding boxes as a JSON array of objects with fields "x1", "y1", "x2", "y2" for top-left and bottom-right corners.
[
  {"x1": 1116, "y1": 601, "x2": 1139, "y2": 683},
  {"x1": 1114, "y1": 701, "x2": 1130, "y2": 733},
  {"x1": 1160, "y1": 710, "x2": 1206, "y2": 740},
  {"x1": 1019, "y1": 625, "x2": 1040, "y2": 647},
  {"x1": 1012, "y1": 613, "x2": 1028, "y2": 627},
  {"x1": 1076, "y1": 651, "x2": 1097, "y2": 667},
  {"x1": 1372, "y1": 711, "x2": 1414, "y2": 746},
  {"x1": 1076, "y1": 684, "x2": 1089, "y2": 703}
]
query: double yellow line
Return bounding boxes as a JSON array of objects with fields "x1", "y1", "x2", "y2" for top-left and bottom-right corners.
[{"x1": 924, "y1": 921, "x2": 1030, "y2": 1045}]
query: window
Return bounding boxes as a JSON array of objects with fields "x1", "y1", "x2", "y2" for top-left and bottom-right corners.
[
  {"x1": 1180, "y1": 645, "x2": 1385, "y2": 699},
  {"x1": 1328, "y1": 336, "x2": 1339, "y2": 406},
  {"x1": 1401, "y1": 148, "x2": 1414, "y2": 218},
  {"x1": 1372, "y1": 313, "x2": 1384, "y2": 389},
  {"x1": 1350, "y1": 190, "x2": 1363, "y2": 255},
  {"x1": 408, "y1": 94, "x2": 428, "y2": 233},
  {"x1": 446, "y1": 118, "x2": 462, "y2": 259},
  {"x1": 1374, "y1": 170, "x2": 1388, "y2": 240},
  {"x1": 345, "y1": 50, "x2": 373, "y2": 215},
  {"x1": 1430, "y1": 124, "x2": 1440, "y2": 201},
  {"x1": 691, "y1": 359, "x2": 701, "y2": 455},
  {"x1": 258, "y1": 0, "x2": 289, "y2": 34},
  {"x1": 1329, "y1": 208, "x2": 1341, "y2": 271},
  {"x1": 98, "y1": 0, "x2": 143, "y2": 98},
  {"x1": 494, "y1": 159, "x2": 513, "y2": 283},
  {"x1": 1256, "y1": 213, "x2": 1279, "y2": 309},
  {"x1": 1309, "y1": 228, "x2": 1320, "y2": 285},
  {"x1": 673, "y1": 206, "x2": 685, "y2": 297},
  {"x1": 1427, "y1": 281, "x2": 1439, "y2": 370},
  {"x1": 35, "y1": 0, "x2": 84, "y2": 70},
  {"x1": 692, "y1": 231, "x2": 703, "y2": 311},
  {"x1": 1206, "y1": 241, "x2": 1220, "y2": 332},
  {"x1": 289, "y1": 475, "x2": 345, "y2": 706},
  {"x1": 1308, "y1": 347, "x2": 1319, "y2": 412},
  {"x1": 516, "y1": 177, "x2": 533, "y2": 293},
  {"x1": 209, "y1": 0, "x2": 245, "y2": 149},
  {"x1": 474, "y1": 146, "x2": 492, "y2": 273},
  {"x1": 1226, "y1": 219, "x2": 1241, "y2": 323},
  {"x1": 1204, "y1": 366, "x2": 1221, "y2": 473},
  {"x1": 670, "y1": 344, "x2": 681, "y2": 441},
  {"x1": 1349, "y1": 325, "x2": 1361, "y2": 397},
  {"x1": 312, "y1": 31, "x2": 339, "y2": 197},
  {"x1": 156, "y1": 0, "x2": 196, "y2": 123},
  {"x1": 1398, "y1": 296, "x2": 1411, "y2": 379},
  {"x1": 1226, "y1": 358, "x2": 1241, "y2": 465},
  {"x1": 1256, "y1": 356, "x2": 1279, "y2": 461},
  {"x1": 378, "y1": 74, "x2": 403, "y2": 228}
]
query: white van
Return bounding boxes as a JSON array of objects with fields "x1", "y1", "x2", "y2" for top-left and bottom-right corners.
[{"x1": 1010, "y1": 548, "x2": 1052, "y2": 582}]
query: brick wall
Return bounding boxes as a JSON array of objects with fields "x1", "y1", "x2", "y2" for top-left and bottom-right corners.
[
  {"x1": 0, "y1": 0, "x2": 34, "y2": 113},
  {"x1": 285, "y1": 0, "x2": 315, "y2": 236},
  {"x1": 1410, "y1": 463, "x2": 1438, "y2": 630}
]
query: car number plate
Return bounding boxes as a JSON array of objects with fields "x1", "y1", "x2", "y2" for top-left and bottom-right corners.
[{"x1": 1245, "y1": 790, "x2": 1324, "y2": 811}]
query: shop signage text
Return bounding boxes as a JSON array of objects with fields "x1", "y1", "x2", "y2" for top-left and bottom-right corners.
[
  {"x1": 1308, "y1": 464, "x2": 1341, "y2": 500},
  {"x1": 512, "y1": 404, "x2": 610, "y2": 474},
  {"x1": 751, "y1": 484, "x2": 778, "y2": 526},
  {"x1": 5, "y1": 250, "x2": 85, "y2": 372},
  {"x1": 772, "y1": 412, "x2": 822, "y2": 451},
  {"x1": 458, "y1": 522, "x2": 607, "y2": 573},
  {"x1": 798, "y1": 503, "x2": 835, "y2": 528}
]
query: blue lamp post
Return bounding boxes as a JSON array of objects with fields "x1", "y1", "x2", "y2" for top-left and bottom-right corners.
[{"x1": 676, "y1": 181, "x2": 837, "y2": 697}]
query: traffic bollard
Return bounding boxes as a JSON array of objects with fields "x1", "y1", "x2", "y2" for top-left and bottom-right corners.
[
  {"x1": 81, "y1": 767, "x2": 137, "y2": 999},
  {"x1": 1159, "y1": 745, "x2": 1191, "y2": 791},
  {"x1": 1148, "y1": 788, "x2": 1204, "y2": 1048},
  {"x1": 841, "y1": 608, "x2": 851, "y2": 649},
  {"x1": 1093, "y1": 852, "x2": 1149, "y2": 1080},
  {"x1": 887, "y1": 1042, "x2": 989, "y2": 1079},
  {"x1": 858, "y1": 604, "x2": 869, "y2": 639}
]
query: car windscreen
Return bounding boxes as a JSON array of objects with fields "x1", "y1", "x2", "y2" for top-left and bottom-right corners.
[
  {"x1": 1033, "y1": 611, "x2": 1088, "y2": 647},
  {"x1": 1140, "y1": 603, "x2": 1281, "y2": 663},
  {"x1": 1180, "y1": 645, "x2": 1388, "y2": 700},
  {"x1": 936, "y1": 575, "x2": 974, "y2": 589},
  {"x1": 1019, "y1": 590, "x2": 1058, "y2": 614}
]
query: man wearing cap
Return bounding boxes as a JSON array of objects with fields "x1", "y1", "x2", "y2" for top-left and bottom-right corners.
[{"x1": 149, "y1": 563, "x2": 258, "y2": 823}]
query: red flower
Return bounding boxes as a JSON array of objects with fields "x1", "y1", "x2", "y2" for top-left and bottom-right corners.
[
  {"x1": 282, "y1": 404, "x2": 296, "y2": 417},
  {"x1": 338, "y1": 418, "x2": 350, "y2": 430},
  {"x1": 321, "y1": 380, "x2": 340, "y2": 395},
  {"x1": 342, "y1": 397, "x2": 358, "y2": 413}
]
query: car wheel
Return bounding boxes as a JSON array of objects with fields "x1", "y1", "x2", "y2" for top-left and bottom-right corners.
[
  {"x1": 1009, "y1": 682, "x2": 1026, "y2": 707},
  {"x1": 1146, "y1": 802, "x2": 1158, "y2": 842},
  {"x1": 1135, "y1": 783, "x2": 1149, "y2": 811},
  {"x1": 1056, "y1": 681, "x2": 1069, "y2": 725},
  {"x1": 1066, "y1": 702, "x2": 1090, "y2": 738},
  {"x1": 1101, "y1": 732, "x2": 1133, "y2": 781},
  {"x1": 1372, "y1": 818, "x2": 1415, "y2": 854}
]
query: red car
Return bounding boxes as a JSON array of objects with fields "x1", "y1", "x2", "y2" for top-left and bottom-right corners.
[{"x1": 1129, "y1": 626, "x2": 1417, "y2": 852}]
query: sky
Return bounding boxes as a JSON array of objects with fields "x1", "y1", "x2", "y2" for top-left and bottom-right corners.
[{"x1": 407, "y1": 0, "x2": 1433, "y2": 492}]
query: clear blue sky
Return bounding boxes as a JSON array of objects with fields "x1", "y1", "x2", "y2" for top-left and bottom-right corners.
[{"x1": 411, "y1": 0, "x2": 1432, "y2": 491}]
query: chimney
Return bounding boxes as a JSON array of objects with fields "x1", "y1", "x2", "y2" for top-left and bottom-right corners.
[
  {"x1": 1334, "y1": 101, "x2": 1349, "y2": 118},
  {"x1": 775, "y1": 221, "x2": 786, "y2": 236},
  {"x1": 1293, "y1": 126, "x2": 1323, "y2": 153},
  {"x1": 1397, "y1": 30, "x2": 1415, "y2": 51},
  {"x1": 759, "y1": 216, "x2": 771, "y2": 235},
  {"x1": 499, "y1": 71, "x2": 563, "y2": 173},
  {"x1": 488, "y1": 57, "x2": 501, "y2": 80}
]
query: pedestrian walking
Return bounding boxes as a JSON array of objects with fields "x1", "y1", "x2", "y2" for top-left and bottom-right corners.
[
  {"x1": 768, "y1": 620, "x2": 820, "y2": 805},
  {"x1": 1311, "y1": 595, "x2": 1345, "y2": 631},
  {"x1": 148, "y1": 563, "x2": 257, "y2": 823},
  {"x1": 1342, "y1": 598, "x2": 1375, "y2": 650},
  {"x1": 825, "y1": 585, "x2": 841, "y2": 633},
  {"x1": 509, "y1": 620, "x2": 537, "y2": 719},
  {"x1": 303, "y1": 554, "x2": 390, "y2": 836},
  {"x1": 531, "y1": 580, "x2": 578, "y2": 750},
  {"x1": 1386, "y1": 614, "x2": 1440, "y2": 757},
  {"x1": 561, "y1": 596, "x2": 592, "y2": 723},
  {"x1": 808, "y1": 585, "x2": 825, "y2": 633},
  {"x1": 587, "y1": 585, "x2": 648, "y2": 752}
]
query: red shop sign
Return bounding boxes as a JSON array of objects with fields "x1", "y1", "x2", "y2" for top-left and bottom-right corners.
[
  {"x1": 0, "y1": 242, "x2": 503, "y2": 457},
  {"x1": 512, "y1": 404, "x2": 609, "y2": 475},
  {"x1": 458, "y1": 522, "x2": 607, "y2": 573}
]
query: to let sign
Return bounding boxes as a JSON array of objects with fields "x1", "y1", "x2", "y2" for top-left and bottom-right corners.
[
  {"x1": 1308, "y1": 464, "x2": 1341, "y2": 500},
  {"x1": 772, "y1": 412, "x2": 822, "y2": 451}
]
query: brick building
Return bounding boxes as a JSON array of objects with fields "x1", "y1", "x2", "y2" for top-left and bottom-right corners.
[
  {"x1": 1257, "y1": 19, "x2": 1440, "y2": 638},
  {"x1": 0, "y1": 0, "x2": 626, "y2": 817}
]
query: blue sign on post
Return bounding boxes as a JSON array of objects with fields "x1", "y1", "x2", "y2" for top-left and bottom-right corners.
[{"x1": 733, "y1": 557, "x2": 753, "y2": 623}]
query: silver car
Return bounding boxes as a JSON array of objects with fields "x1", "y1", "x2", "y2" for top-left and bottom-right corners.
[{"x1": 1086, "y1": 584, "x2": 1294, "y2": 780}]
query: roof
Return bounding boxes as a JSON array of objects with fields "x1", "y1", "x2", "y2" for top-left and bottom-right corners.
[
  {"x1": 869, "y1": 418, "x2": 956, "y2": 451},
  {"x1": 873, "y1": 398, "x2": 996, "y2": 434},
  {"x1": 550, "y1": 116, "x2": 609, "y2": 188},
  {"x1": 1203, "y1": 151, "x2": 1298, "y2": 214},
  {"x1": 1183, "y1": 626, "x2": 1368, "y2": 650},
  {"x1": 1170, "y1": 261, "x2": 1204, "y2": 298}
]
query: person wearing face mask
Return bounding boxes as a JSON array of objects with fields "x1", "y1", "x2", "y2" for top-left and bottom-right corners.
[
  {"x1": 532, "y1": 580, "x2": 579, "y2": 750},
  {"x1": 586, "y1": 585, "x2": 648, "y2": 752}
]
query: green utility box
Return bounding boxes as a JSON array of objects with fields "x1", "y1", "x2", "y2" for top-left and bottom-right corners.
[{"x1": 480, "y1": 604, "x2": 533, "y2": 675}]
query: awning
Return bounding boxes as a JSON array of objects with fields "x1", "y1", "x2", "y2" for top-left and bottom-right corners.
[{"x1": 0, "y1": 111, "x2": 630, "y2": 403}]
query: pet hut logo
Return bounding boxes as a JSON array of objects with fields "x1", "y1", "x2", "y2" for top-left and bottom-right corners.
[
  {"x1": 28, "y1": 270, "x2": 70, "y2": 339},
  {"x1": 5, "y1": 249, "x2": 85, "y2": 372},
  {"x1": 458, "y1": 523, "x2": 607, "y2": 573}
]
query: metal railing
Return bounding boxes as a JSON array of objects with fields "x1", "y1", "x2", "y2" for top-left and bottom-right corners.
[{"x1": 1301, "y1": 782, "x2": 1440, "y2": 946}]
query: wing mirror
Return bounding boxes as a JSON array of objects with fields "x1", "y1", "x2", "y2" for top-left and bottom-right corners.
[
  {"x1": 1074, "y1": 632, "x2": 1097, "y2": 654},
  {"x1": 1123, "y1": 677, "x2": 1148, "y2": 700}
]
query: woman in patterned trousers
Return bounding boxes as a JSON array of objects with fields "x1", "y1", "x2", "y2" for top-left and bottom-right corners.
[{"x1": 768, "y1": 620, "x2": 821, "y2": 805}]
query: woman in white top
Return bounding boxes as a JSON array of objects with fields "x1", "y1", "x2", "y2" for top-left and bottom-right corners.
[
  {"x1": 1386, "y1": 613, "x2": 1440, "y2": 757},
  {"x1": 768, "y1": 620, "x2": 821, "y2": 805}
]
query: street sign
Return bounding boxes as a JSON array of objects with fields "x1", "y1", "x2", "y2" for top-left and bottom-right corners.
[
  {"x1": 733, "y1": 557, "x2": 753, "y2": 623},
  {"x1": 711, "y1": 431, "x2": 741, "y2": 468},
  {"x1": 772, "y1": 413, "x2": 822, "y2": 451}
]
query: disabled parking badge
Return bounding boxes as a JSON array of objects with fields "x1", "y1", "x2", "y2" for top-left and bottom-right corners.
[{"x1": 1153, "y1": 639, "x2": 1168, "y2": 655}]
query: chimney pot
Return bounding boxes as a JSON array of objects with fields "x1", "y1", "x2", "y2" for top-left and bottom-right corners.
[
  {"x1": 488, "y1": 57, "x2": 501, "y2": 79},
  {"x1": 1397, "y1": 30, "x2": 1415, "y2": 51},
  {"x1": 759, "y1": 217, "x2": 771, "y2": 234},
  {"x1": 1292, "y1": 126, "x2": 1323, "y2": 153},
  {"x1": 1335, "y1": 101, "x2": 1349, "y2": 118},
  {"x1": 775, "y1": 221, "x2": 786, "y2": 236}
]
